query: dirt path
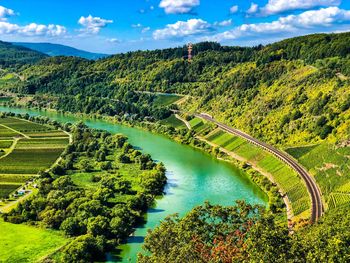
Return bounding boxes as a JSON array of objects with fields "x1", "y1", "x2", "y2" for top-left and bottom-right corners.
[
  {"x1": 0, "y1": 138, "x2": 19, "y2": 160},
  {"x1": 174, "y1": 114, "x2": 191, "y2": 129},
  {"x1": 0, "y1": 124, "x2": 30, "y2": 139}
]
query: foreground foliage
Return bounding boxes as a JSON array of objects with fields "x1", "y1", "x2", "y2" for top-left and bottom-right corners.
[{"x1": 139, "y1": 202, "x2": 350, "y2": 262}]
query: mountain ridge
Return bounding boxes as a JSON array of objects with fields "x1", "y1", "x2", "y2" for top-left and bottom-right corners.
[{"x1": 12, "y1": 42, "x2": 108, "y2": 60}]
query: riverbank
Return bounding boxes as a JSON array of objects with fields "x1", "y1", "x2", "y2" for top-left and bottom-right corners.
[
  {"x1": 0, "y1": 105, "x2": 268, "y2": 262},
  {"x1": 0, "y1": 103, "x2": 285, "y2": 222},
  {"x1": 175, "y1": 114, "x2": 313, "y2": 226},
  {"x1": 1, "y1": 115, "x2": 167, "y2": 262}
]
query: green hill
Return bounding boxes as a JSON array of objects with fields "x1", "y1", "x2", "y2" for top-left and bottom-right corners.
[
  {"x1": 0, "y1": 41, "x2": 47, "y2": 67},
  {"x1": 2, "y1": 32, "x2": 350, "y2": 212},
  {"x1": 12, "y1": 42, "x2": 108, "y2": 60}
]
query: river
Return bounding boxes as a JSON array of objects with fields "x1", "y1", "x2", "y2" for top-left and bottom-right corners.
[{"x1": 0, "y1": 106, "x2": 267, "y2": 262}]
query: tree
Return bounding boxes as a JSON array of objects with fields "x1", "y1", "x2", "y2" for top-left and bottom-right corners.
[
  {"x1": 118, "y1": 153, "x2": 131, "y2": 164},
  {"x1": 61, "y1": 234, "x2": 105, "y2": 262},
  {"x1": 60, "y1": 217, "x2": 83, "y2": 236},
  {"x1": 138, "y1": 201, "x2": 263, "y2": 262},
  {"x1": 87, "y1": 215, "x2": 110, "y2": 236}
]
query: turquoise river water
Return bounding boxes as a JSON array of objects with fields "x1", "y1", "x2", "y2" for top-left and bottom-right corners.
[{"x1": 0, "y1": 106, "x2": 267, "y2": 262}]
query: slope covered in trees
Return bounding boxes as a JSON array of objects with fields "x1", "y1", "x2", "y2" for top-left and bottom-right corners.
[
  {"x1": 12, "y1": 42, "x2": 108, "y2": 60},
  {"x1": 0, "y1": 41, "x2": 47, "y2": 67},
  {"x1": 2, "y1": 32, "x2": 349, "y2": 142}
]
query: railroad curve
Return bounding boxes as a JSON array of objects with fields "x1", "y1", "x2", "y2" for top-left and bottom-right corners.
[{"x1": 195, "y1": 113, "x2": 323, "y2": 222}]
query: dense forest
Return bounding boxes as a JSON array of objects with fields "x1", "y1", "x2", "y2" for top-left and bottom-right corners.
[
  {"x1": 0, "y1": 41, "x2": 47, "y2": 67},
  {"x1": 1, "y1": 32, "x2": 349, "y2": 146}
]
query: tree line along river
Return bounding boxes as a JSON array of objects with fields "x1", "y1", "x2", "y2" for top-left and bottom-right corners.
[{"x1": 0, "y1": 106, "x2": 267, "y2": 262}]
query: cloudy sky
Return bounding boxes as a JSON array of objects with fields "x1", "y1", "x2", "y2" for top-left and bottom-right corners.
[{"x1": 0, "y1": 0, "x2": 350, "y2": 54}]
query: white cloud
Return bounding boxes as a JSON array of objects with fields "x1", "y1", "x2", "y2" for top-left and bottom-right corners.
[
  {"x1": 0, "y1": 21, "x2": 66, "y2": 37},
  {"x1": 214, "y1": 19, "x2": 232, "y2": 27},
  {"x1": 132, "y1": 23, "x2": 151, "y2": 33},
  {"x1": 153, "y1": 18, "x2": 213, "y2": 40},
  {"x1": 142, "y1": 26, "x2": 151, "y2": 33},
  {"x1": 260, "y1": 0, "x2": 340, "y2": 16},
  {"x1": 132, "y1": 23, "x2": 142, "y2": 28},
  {"x1": 107, "y1": 38, "x2": 120, "y2": 43},
  {"x1": 0, "y1": 6, "x2": 15, "y2": 21},
  {"x1": 209, "y1": 7, "x2": 350, "y2": 41},
  {"x1": 247, "y1": 3, "x2": 259, "y2": 14},
  {"x1": 78, "y1": 15, "x2": 113, "y2": 34},
  {"x1": 159, "y1": 0, "x2": 200, "y2": 14},
  {"x1": 230, "y1": 5, "x2": 239, "y2": 14},
  {"x1": 0, "y1": 5, "x2": 66, "y2": 38},
  {"x1": 279, "y1": 6, "x2": 350, "y2": 27}
]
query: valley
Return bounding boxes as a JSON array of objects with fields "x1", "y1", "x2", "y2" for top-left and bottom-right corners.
[{"x1": 0, "y1": 31, "x2": 349, "y2": 262}]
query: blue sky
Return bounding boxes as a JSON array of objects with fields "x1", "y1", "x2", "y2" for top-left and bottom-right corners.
[{"x1": 0, "y1": 0, "x2": 350, "y2": 54}]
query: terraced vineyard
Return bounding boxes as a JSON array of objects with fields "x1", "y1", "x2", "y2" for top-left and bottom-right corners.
[
  {"x1": 286, "y1": 144, "x2": 350, "y2": 209},
  {"x1": 197, "y1": 126, "x2": 311, "y2": 219},
  {"x1": 0, "y1": 117, "x2": 68, "y2": 200},
  {"x1": 188, "y1": 117, "x2": 214, "y2": 135}
]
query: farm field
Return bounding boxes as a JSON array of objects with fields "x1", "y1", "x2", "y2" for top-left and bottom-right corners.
[
  {"x1": 189, "y1": 117, "x2": 213, "y2": 135},
  {"x1": 0, "y1": 219, "x2": 68, "y2": 262},
  {"x1": 160, "y1": 114, "x2": 186, "y2": 129},
  {"x1": 153, "y1": 94, "x2": 182, "y2": 106},
  {"x1": 286, "y1": 143, "x2": 350, "y2": 209},
  {"x1": 0, "y1": 116, "x2": 68, "y2": 199},
  {"x1": 204, "y1": 128, "x2": 311, "y2": 219}
]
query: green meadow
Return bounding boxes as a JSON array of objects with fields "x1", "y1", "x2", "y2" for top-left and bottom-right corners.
[{"x1": 0, "y1": 219, "x2": 68, "y2": 262}]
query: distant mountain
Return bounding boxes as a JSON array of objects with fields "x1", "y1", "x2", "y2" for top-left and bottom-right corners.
[
  {"x1": 12, "y1": 42, "x2": 108, "y2": 60},
  {"x1": 0, "y1": 41, "x2": 47, "y2": 67}
]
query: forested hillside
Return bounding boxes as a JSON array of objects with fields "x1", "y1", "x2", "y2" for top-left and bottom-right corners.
[
  {"x1": 12, "y1": 42, "x2": 108, "y2": 60},
  {"x1": 0, "y1": 41, "x2": 47, "y2": 67},
  {"x1": 2, "y1": 32, "x2": 349, "y2": 144}
]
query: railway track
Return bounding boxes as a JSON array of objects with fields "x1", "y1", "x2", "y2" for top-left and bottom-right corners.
[{"x1": 195, "y1": 113, "x2": 323, "y2": 222}]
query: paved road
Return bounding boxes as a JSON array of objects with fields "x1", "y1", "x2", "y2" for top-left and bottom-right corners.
[{"x1": 195, "y1": 113, "x2": 324, "y2": 222}]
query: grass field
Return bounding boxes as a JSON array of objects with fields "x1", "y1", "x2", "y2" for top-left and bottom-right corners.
[
  {"x1": 0, "y1": 148, "x2": 64, "y2": 174},
  {"x1": 0, "y1": 140, "x2": 13, "y2": 148},
  {"x1": 153, "y1": 94, "x2": 182, "y2": 106},
  {"x1": 205, "y1": 128, "x2": 311, "y2": 219},
  {"x1": 0, "y1": 219, "x2": 68, "y2": 263},
  {"x1": 0, "y1": 117, "x2": 51, "y2": 134},
  {"x1": 189, "y1": 117, "x2": 213, "y2": 135},
  {"x1": 286, "y1": 143, "x2": 350, "y2": 209},
  {"x1": 70, "y1": 172, "x2": 99, "y2": 189},
  {"x1": 70, "y1": 156, "x2": 147, "y2": 194},
  {"x1": 0, "y1": 125, "x2": 19, "y2": 139},
  {"x1": 0, "y1": 117, "x2": 68, "y2": 199},
  {"x1": 160, "y1": 114, "x2": 186, "y2": 129}
]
